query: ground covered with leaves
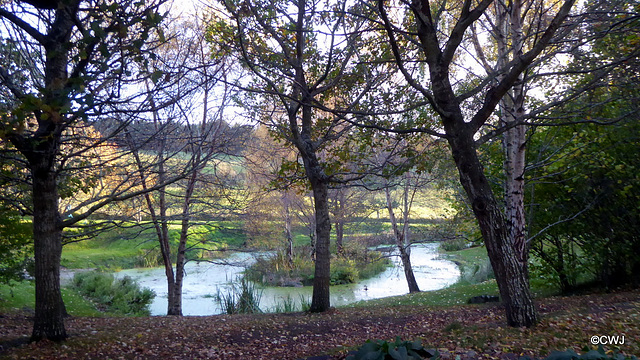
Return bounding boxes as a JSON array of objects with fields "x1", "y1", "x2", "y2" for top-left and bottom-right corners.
[{"x1": 1, "y1": 290, "x2": 638, "y2": 360}]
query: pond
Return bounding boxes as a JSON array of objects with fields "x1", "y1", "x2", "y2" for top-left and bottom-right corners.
[{"x1": 115, "y1": 242, "x2": 460, "y2": 316}]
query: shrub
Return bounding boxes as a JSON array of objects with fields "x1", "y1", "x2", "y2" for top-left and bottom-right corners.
[
  {"x1": 439, "y1": 237, "x2": 469, "y2": 252},
  {"x1": 346, "y1": 337, "x2": 439, "y2": 360},
  {"x1": 331, "y1": 259, "x2": 359, "y2": 285},
  {"x1": 72, "y1": 271, "x2": 155, "y2": 316},
  {"x1": 245, "y1": 246, "x2": 390, "y2": 287}
]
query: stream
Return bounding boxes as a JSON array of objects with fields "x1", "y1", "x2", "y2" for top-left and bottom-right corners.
[{"x1": 114, "y1": 242, "x2": 460, "y2": 316}]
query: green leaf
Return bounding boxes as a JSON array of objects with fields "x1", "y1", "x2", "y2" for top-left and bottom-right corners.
[
  {"x1": 150, "y1": 70, "x2": 164, "y2": 84},
  {"x1": 389, "y1": 346, "x2": 408, "y2": 360}
]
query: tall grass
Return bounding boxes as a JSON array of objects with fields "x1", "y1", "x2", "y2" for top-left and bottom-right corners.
[
  {"x1": 270, "y1": 294, "x2": 312, "y2": 313},
  {"x1": 214, "y1": 276, "x2": 263, "y2": 314}
]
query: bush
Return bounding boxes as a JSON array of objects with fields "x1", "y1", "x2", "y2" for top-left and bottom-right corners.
[
  {"x1": 346, "y1": 337, "x2": 439, "y2": 360},
  {"x1": 439, "y1": 237, "x2": 469, "y2": 252},
  {"x1": 0, "y1": 207, "x2": 33, "y2": 284},
  {"x1": 245, "y1": 246, "x2": 390, "y2": 287},
  {"x1": 331, "y1": 259, "x2": 359, "y2": 285},
  {"x1": 72, "y1": 271, "x2": 155, "y2": 316}
]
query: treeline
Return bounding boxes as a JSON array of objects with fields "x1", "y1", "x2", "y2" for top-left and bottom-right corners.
[{"x1": 91, "y1": 117, "x2": 253, "y2": 157}]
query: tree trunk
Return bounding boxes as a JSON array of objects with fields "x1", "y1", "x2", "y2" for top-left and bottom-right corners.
[
  {"x1": 384, "y1": 182, "x2": 420, "y2": 293},
  {"x1": 31, "y1": 163, "x2": 67, "y2": 342},
  {"x1": 309, "y1": 178, "x2": 331, "y2": 312},
  {"x1": 335, "y1": 219, "x2": 344, "y2": 255},
  {"x1": 334, "y1": 189, "x2": 346, "y2": 255},
  {"x1": 446, "y1": 127, "x2": 538, "y2": 327},
  {"x1": 28, "y1": 1, "x2": 78, "y2": 341},
  {"x1": 171, "y1": 154, "x2": 202, "y2": 316},
  {"x1": 158, "y1": 162, "x2": 180, "y2": 316},
  {"x1": 284, "y1": 193, "x2": 294, "y2": 267},
  {"x1": 498, "y1": 0, "x2": 529, "y2": 269}
]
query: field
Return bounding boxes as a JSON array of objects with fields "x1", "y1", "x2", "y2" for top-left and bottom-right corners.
[{"x1": 61, "y1": 221, "x2": 246, "y2": 270}]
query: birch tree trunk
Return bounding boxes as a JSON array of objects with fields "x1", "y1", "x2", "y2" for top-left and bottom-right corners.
[
  {"x1": 334, "y1": 189, "x2": 346, "y2": 255},
  {"x1": 376, "y1": 0, "x2": 577, "y2": 327},
  {"x1": 497, "y1": 0, "x2": 529, "y2": 268}
]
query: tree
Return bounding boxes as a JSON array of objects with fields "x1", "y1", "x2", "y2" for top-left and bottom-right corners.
[
  {"x1": 374, "y1": 0, "x2": 582, "y2": 327},
  {"x1": 213, "y1": 0, "x2": 383, "y2": 312},
  {"x1": 329, "y1": 186, "x2": 378, "y2": 256},
  {"x1": 526, "y1": 2, "x2": 640, "y2": 290},
  {"x1": 243, "y1": 125, "x2": 300, "y2": 259},
  {"x1": 0, "y1": 0, "x2": 171, "y2": 340},
  {"x1": 382, "y1": 172, "x2": 421, "y2": 293},
  {"x1": 124, "y1": 14, "x2": 238, "y2": 317}
]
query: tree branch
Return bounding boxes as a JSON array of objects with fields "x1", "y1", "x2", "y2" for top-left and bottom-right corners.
[
  {"x1": 0, "y1": 8, "x2": 47, "y2": 44},
  {"x1": 469, "y1": 0, "x2": 577, "y2": 133}
]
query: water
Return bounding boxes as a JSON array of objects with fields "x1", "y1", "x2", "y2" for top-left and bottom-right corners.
[{"x1": 115, "y1": 242, "x2": 460, "y2": 316}]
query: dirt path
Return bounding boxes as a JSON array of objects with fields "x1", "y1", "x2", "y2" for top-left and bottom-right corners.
[{"x1": 1, "y1": 290, "x2": 638, "y2": 359}]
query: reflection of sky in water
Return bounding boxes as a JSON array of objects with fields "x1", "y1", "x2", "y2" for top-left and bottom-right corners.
[{"x1": 115, "y1": 243, "x2": 460, "y2": 316}]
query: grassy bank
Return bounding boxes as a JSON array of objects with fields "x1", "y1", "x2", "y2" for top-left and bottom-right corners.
[
  {"x1": 0, "y1": 281, "x2": 102, "y2": 317},
  {"x1": 61, "y1": 221, "x2": 246, "y2": 270},
  {"x1": 347, "y1": 244, "x2": 562, "y2": 310},
  {"x1": 2, "y1": 245, "x2": 560, "y2": 319},
  {"x1": 2, "y1": 245, "x2": 487, "y2": 317},
  {"x1": 4, "y1": 247, "x2": 638, "y2": 360}
]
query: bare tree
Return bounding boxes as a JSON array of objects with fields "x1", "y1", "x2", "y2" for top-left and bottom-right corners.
[{"x1": 124, "y1": 14, "x2": 238, "y2": 316}]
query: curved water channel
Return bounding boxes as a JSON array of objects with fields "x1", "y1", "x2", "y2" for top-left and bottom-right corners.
[{"x1": 115, "y1": 242, "x2": 460, "y2": 316}]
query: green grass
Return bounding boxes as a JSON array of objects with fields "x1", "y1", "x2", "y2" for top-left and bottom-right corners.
[
  {"x1": 62, "y1": 244, "x2": 142, "y2": 270},
  {"x1": 346, "y1": 280, "x2": 499, "y2": 308},
  {"x1": 0, "y1": 281, "x2": 102, "y2": 316},
  {"x1": 345, "y1": 245, "x2": 562, "y2": 310},
  {"x1": 62, "y1": 220, "x2": 247, "y2": 270},
  {"x1": 440, "y1": 245, "x2": 489, "y2": 272},
  {"x1": 345, "y1": 245, "x2": 499, "y2": 309}
]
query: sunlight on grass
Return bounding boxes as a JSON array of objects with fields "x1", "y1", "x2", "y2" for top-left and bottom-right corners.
[
  {"x1": 345, "y1": 244, "x2": 561, "y2": 310},
  {"x1": 61, "y1": 220, "x2": 246, "y2": 270},
  {"x1": 0, "y1": 281, "x2": 102, "y2": 316},
  {"x1": 345, "y1": 280, "x2": 499, "y2": 308}
]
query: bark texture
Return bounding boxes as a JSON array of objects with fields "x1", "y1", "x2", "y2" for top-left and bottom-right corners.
[
  {"x1": 445, "y1": 123, "x2": 537, "y2": 327},
  {"x1": 378, "y1": 0, "x2": 575, "y2": 327},
  {"x1": 31, "y1": 161, "x2": 67, "y2": 341},
  {"x1": 18, "y1": 0, "x2": 79, "y2": 341}
]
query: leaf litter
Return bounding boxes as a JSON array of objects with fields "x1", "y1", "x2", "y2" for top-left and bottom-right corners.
[{"x1": 0, "y1": 290, "x2": 638, "y2": 359}]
